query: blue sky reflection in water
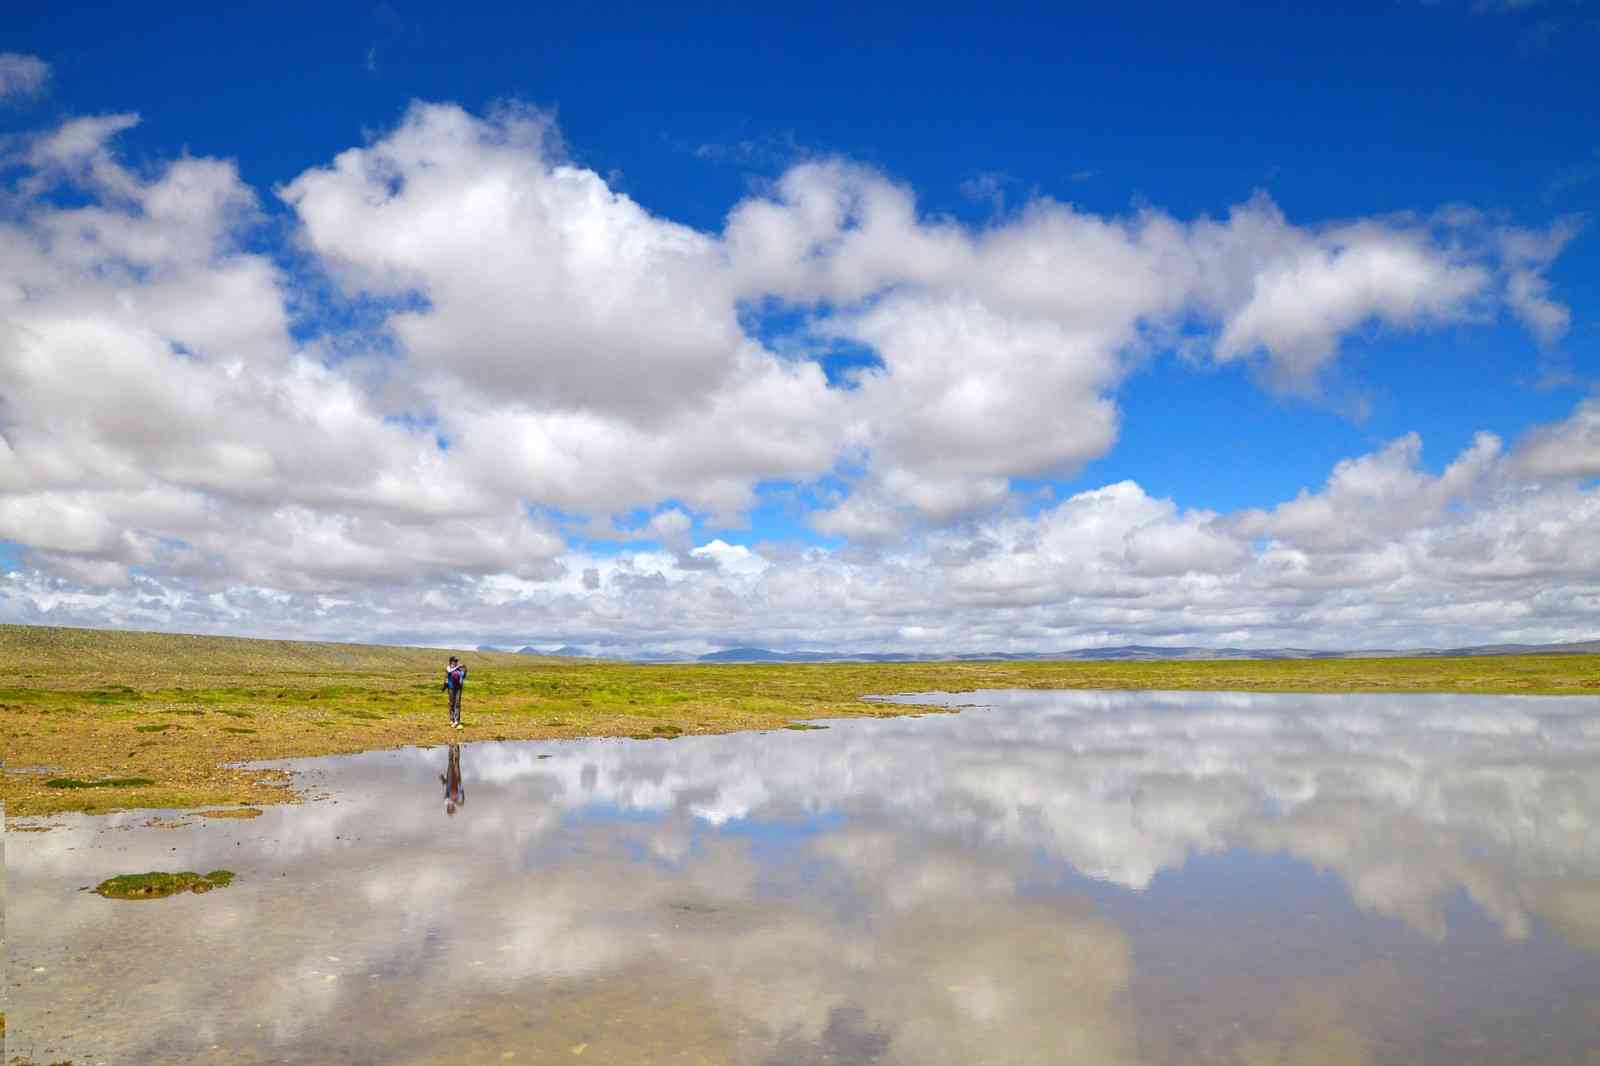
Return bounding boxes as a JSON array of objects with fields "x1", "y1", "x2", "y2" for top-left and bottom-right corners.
[{"x1": 9, "y1": 691, "x2": 1600, "y2": 1064}]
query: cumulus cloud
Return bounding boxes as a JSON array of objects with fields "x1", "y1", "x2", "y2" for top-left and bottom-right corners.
[
  {"x1": 0, "y1": 102, "x2": 1588, "y2": 649},
  {"x1": 1513, "y1": 398, "x2": 1600, "y2": 479},
  {"x1": 0, "y1": 111, "x2": 564, "y2": 592},
  {"x1": 1209, "y1": 215, "x2": 1489, "y2": 387},
  {"x1": 10, "y1": 413, "x2": 1600, "y2": 654},
  {"x1": 1498, "y1": 217, "x2": 1583, "y2": 343},
  {"x1": 826, "y1": 292, "x2": 1121, "y2": 522},
  {"x1": 1234, "y1": 430, "x2": 1504, "y2": 553},
  {"x1": 0, "y1": 52, "x2": 49, "y2": 102},
  {"x1": 283, "y1": 104, "x2": 735, "y2": 420},
  {"x1": 278, "y1": 103, "x2": 840, "y2": 521}
]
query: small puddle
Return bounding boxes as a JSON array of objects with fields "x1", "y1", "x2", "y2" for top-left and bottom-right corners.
[{"x1": 7, "y1": 690, "x2": 1600, "y2": 1065}]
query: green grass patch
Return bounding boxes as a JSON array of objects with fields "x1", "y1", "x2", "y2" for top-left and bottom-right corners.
[
  {"x1": 81, "y1": 686, "x2": 140, "y2": 704},
  {"x1": 223, "y1": 726, "x2": 257, "y2": 734},
  {"x1": 45, "y1": 776, "x2": 155, "y2": 789},
  {"x1": 134, "y1": 723, "x2": 174, "y2": 733},
  {"x1": 783, "y1": 722, "x2": 829, "y2": 730},
  {"x1": 93, "y1": 869, "x2": 235, "y2": 899}
]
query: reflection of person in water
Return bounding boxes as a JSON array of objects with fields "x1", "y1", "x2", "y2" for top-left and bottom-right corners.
[{"x1": 441, "y1": 743, "x2": 465, "y2": 816}]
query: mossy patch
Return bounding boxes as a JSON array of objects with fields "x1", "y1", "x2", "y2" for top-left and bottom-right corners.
[
  {"x1": 45, "y1": 776, "x2": 155, "y2": 789},
  {"x1": 627, "y1": 726, "x2": 685, "y2": 739},
  {"x1": 783, "y1": 722, "x2": 829, "y2": 730},
  {"x1": 134, "y1": 723, "x2": 174, "y2": 732},
  {"x1": 93, "y1": 869, "x2": 236, "y2": 899},
  {"x1": 82, "y1": 685, "x2": 139, "y2": 704},
  {"x1": 196, "y1": 807, "x2": 262, "y2": 819},
  {"x1": 223, "y1": 726, "x2": 257, "y2": 734}
]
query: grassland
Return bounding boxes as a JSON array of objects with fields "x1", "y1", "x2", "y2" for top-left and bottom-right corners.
[{"x1": 3, "y1": 624, "x2": 1597, "y2": 817}]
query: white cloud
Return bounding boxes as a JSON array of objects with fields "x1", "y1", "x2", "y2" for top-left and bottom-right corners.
[
  {"x1": 278, "y1": 103, "x2": 841, "y2": 521},
  {"x1": 0, "y1": 52, "x2": 49, "y2": 102},
  {"x1": 283, "y1": 104, "x2": 742, "y2": 422},
  {"x1": 10, "y1": 414, "x2": 1600, "y2": 654},
  {"x1": 830, "y1": 293, "x2": 1121, "y2": 521},
  {"x1": 1211, "y1": 220, "x2": 1489, "y2": 387},
  {"x1": 1234, "y1": 431, "x2": 1504, "y2": 553},
  {"x1": 0, "y1": 111, "x2": 563, "y2": 592},
  {"x1": 726, "y1": 175, "x2": 1557, "y2": 514},
  {"x1": 0, "y1": 103, "x2": 1589, "y2": 650},
  {"x1": 1498, "y1": 217, "x2": 1583, "y2": 344},
  {"x1": 1513, "y1": 397, "x2": 1600, "y2": 479}
]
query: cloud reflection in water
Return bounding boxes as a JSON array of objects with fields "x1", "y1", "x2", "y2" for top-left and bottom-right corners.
[{"x1": 8, "y1": 690, "x2": 1600, "y2": 1065}]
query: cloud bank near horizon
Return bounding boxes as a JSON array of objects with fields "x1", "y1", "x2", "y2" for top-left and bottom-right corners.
[{"x1": 1, "y1": 94, "x2": 1593, "y2": 654}]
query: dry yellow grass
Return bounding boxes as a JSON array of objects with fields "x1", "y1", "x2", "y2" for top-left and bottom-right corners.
[{"x1": 4, "y1": 624, "x2": 1597, "y2": 817}]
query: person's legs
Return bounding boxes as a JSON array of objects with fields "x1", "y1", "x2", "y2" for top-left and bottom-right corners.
[{"x1": 448, "y1": 687, "x2": 461, "y2": 725}]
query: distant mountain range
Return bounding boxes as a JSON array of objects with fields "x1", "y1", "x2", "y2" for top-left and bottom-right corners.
[
  {"x1": 693, "y1": 640, "x2": 1600, "y2": 664},
  {"x1": 1437, "y1": 640, "x2": 1600, "y2": 656},
  {"x1": 481, "y1": 639, "x2": 1600, "y2": 663}
]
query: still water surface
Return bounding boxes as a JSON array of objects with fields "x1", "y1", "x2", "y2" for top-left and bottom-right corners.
[{"x1": 8, "y1": 690, "x2": 1600, "y2": 1065}]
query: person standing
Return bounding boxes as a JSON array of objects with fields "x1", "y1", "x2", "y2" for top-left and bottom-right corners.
[{"x1": 443, "y1": 655, "x2": 468, "y2": 729}]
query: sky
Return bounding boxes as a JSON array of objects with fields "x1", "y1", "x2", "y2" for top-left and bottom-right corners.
[{"x1": 1, "y1": 2, "x2": 1598, "y2": 656}]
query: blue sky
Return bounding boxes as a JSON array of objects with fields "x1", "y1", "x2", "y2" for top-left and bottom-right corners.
[{"x1": 1, "y1": 3, "x2": 1597, "y2": 653}]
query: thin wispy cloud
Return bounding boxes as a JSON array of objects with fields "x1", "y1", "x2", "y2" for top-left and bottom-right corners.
[{"x1": 0, "y1": 52, "x2": 49, "y2": 102}]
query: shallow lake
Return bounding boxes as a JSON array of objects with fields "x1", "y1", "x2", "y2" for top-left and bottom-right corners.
[{"x1": 7, "y1": 690, "x2": 1600, "y2": 1065}]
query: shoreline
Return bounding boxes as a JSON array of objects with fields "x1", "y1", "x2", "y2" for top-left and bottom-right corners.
[{"x1": 4, "y1": 624, "x2": 1598, "y2": 818}]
